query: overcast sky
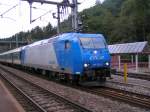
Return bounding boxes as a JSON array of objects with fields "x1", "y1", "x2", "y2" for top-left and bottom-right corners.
[{"x1": 0, "y1": 0, "x2": 104, "y2": 38}]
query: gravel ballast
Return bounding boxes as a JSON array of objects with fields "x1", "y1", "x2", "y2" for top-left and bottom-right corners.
[
  {"x1": 0, "y1": 65, "x2": 149, "y2": 112},
  {"x1": 106, "y1": 75, "x2": 150, "y2": 96}
]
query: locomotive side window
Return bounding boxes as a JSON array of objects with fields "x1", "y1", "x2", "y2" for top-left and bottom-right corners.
[
  {"x1": 80, "y1": 37, "x2": 106, "y2": 49},
  {"x1": 65, "y1": 40, "x2": 71, "y2": 49}
]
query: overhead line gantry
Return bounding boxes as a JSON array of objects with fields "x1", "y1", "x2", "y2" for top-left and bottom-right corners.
[{"x1": 21, "y1": 0, "x2": 78, "y2": 34}]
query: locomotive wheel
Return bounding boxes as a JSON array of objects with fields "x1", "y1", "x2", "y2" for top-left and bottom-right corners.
[
  {"x1": 99, "y1": 77, "x2": 106, "y2": 82},
  {"x1": 71, "y1": 75, "x2": 80, "y2": 85}
]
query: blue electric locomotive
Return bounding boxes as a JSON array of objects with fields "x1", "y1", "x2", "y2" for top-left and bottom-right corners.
[
  {"x1": 52, "y1": 33, "x2": 111, "y2": 83},
  {"x1": 0, "y1": 33, "x2": 111, "y2": 84}
]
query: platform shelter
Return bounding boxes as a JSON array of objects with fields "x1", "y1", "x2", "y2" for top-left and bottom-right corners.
[{"x1": 108, "y1": 41, "x2": 150, "y2": 72}]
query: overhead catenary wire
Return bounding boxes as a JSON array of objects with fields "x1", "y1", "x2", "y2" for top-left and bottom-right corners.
[
  {"x1": 0, "y1": 2, "x2": 12, "y2": 6},
  {"x1": 31, "y1": 10, "x2": 52, "y2": 23},
  {"x1": 0, "y1": 16, "x2": 16, "y2": 21},
  {"x1": 0, "y1": 0, "x2": 81, "y2": 36},
  {"x1": 32, "y1": 6, "x2": 48, "y2": 11},
  {"x1": 0, "y1": 4, "x2": 18, "y2": 17}
]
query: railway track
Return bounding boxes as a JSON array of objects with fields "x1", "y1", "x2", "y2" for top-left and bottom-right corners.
[
  {"x1": 0, "y1": 65, "x2": 150, "y2": 110},
  {"x1": 79, "y1": 87, "x2": 150, "y2": 109},
  {"x1": 0, "y1": 76, "x2": 45, "y2": 112},
  {"x1": 115, "y1": 71, "x2": 150, "y2": 81},
  {"x1": 107, "y1": 80, "x2": 150, "y2": 91},
  {"x1": 0, "y1": 68, "x2": 92, "y2": 112}
]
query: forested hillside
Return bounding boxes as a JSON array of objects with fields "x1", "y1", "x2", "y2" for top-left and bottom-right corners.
[
  {"x1": 80, "y1": 0, "x2": 150, "y2": 44},
  {"x1": 0, "y1": 0, "x2": 150, "y2": 44},
  {"x1": 0, "y1": 23, "x2": 56, "y2": 43}
]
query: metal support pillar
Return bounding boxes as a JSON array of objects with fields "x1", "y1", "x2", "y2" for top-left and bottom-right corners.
[
  {"x1": 72, "y1": 0, "x2": 78, "y2": 31},
  {"x1": 148, "y1": 55, "x2": 150, "y2": 69},
  {"x1": 16, "y1": 35, "x2": 18, "y2": 48},
  {"x1": 29, "y1": 2, "x2": 32, "y2": 24},
  {"x1": 118, "y1": 55, "x2": 121, "y2": 70},
  {"x1": 131, "y1": 55, "x2": 134, "y2": 64},
  {"x1": 23, "y1": 0, "x2": 78, "y2": 33},
  {"x1": 135, "y1": 54, "x2": 138, "y2": 72},
  {"x1": 9, "y1": 42, "x2": 12, "y2": 49},
  {"x1": 57, "y1": 5, "x2": 60, "y2": 34}
]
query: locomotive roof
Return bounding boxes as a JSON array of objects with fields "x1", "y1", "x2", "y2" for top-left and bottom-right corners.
[
  {"x1": 57, "y1": 33, "x2": 104, "y2": 41},
  {"x1": 26, "y1": 33, "x2": 104, "y2": 47},
  {"x1": 0, "y1": 47, "x2": 22, "y2": 55}
]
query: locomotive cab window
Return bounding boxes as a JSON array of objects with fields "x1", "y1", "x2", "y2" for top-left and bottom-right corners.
[
  {"x1": 65, "y1": 40, "x2": 71, "y2": 49},
  {"x1": 80, "y1": 37, "x2": 106, "y2": 49}
]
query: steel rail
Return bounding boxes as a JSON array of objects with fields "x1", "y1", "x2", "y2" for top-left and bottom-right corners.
[
  {"x1": 115, "y1": 71, "x2": 150, "y2": 81},
  {"x1": 107, "y1": 80, "x2": 150, "y2": 91},
  {"x1": 78, "y1": 87, "x2": 150, "y2": 109},
  {"x1": 0, "y1": 67, "x2": 92, "y2": 112},
  {"x1": 0, "y1": 71, "x2": 47, "y2": 112},
  {"x1": 1, "y1": 65, "x2": 150, "y2": 109}
]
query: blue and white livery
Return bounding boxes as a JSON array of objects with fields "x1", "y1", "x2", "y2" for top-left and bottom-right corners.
[{"x1": 0, "y1": 33, "x2": 111, "y2": 84}]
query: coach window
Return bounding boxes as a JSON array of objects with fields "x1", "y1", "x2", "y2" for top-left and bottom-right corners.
[{"x1": 65, "y1": 40, "x2": 71, "y2": 49}]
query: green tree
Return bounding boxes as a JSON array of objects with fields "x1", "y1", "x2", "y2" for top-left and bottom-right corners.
[
  {"x1": 120, "y1": 0, "x2": 150, "y2": 41},
  {"x1": 43, "y1": 23, "x2": 56, "y2": 38}
]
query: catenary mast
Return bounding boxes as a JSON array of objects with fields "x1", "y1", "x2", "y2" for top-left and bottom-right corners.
[{"x1": 22, "y1": 0, "x2": 79, "y2": 34}]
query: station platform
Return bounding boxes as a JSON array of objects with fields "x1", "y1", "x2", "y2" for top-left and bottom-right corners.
[{"x1": 0, "y1": 79, "x2": 25, "y2": 112}]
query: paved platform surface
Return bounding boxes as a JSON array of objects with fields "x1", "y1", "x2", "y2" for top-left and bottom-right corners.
[{"x1": 0, "y1": 79, "x2": 25, "y2": 112}]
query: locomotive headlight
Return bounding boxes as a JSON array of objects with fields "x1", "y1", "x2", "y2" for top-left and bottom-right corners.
[
  {"x1": 105, "y1": 62, "x2": 109, "y2": 66},
  {"x1": 84, "y1": 63, "x2": 88, "y2": 67},
  {"x1": 93, "y1": 50, "x2": 97, "y2": 54}
]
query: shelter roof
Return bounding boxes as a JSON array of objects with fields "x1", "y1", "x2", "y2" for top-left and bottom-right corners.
[{"x1": 108, "y1": 41, "x2": 150, "y2": 54}]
